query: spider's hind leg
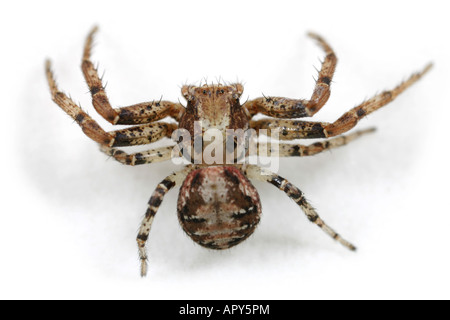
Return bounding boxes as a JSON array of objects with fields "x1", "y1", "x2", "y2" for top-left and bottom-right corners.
[
  {"x1": 137, "y1": 166, "x2": 194, "y2": 277},
  {"x1": 244, "y1": 165, "x2": 356, "y2": 251},
  {"x1": 81, "y1": 26, "x2": 118, "y2": 124}
]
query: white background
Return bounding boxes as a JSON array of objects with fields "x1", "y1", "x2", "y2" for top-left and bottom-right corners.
[{"x1": 1, "y1": 0, "x2": 449, "y2": 299}]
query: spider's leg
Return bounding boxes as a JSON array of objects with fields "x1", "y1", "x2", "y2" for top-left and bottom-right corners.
[
  {"x1": 46, "y1": 62, "x2": 178, "y2": 148},
  {"x1": 244, "y1": 96, "x2": 309, "y2": 119},
  {"x1": 110, "y1": 122, "x2": 177, "y2": 147},
  {"x1": 250, "y1": 119, "x2": 331, "y2": 139},
  {"x1": 100, "y1": 145, "x2": 176, "y2": 166},
  {"x1": 46, "y1": 60, "x2": 115, "y2": 146},
  {"x1": 244, "y1": 32, "x2": 336, "y2": 119},
  {"x1": 250, "y1": 63, "x2": 432, "y2": 139},
  {"x1": 324, "y1": 63, "x2": 432, "y2": 137},
  {"x1": 255, "y1": 128, "x2": 375, "y2": 157},
  {"x1": 244, "y1": 165, "x2": 356, "y2": 251},
  {"x1": 304, "y1": 32, "x2": 337, "y2": 115},
  {"x1": 82, "y1": 26, "x2": 185, "y2": 125},
  {"x1": 137, "y1": 166, "x2": 195, "y2": 277}
]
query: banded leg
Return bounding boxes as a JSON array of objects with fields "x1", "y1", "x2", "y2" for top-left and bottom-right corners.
[
  {"x1": 46, "y1": 61, "x2": 177, "y2": 147},
  {"x1": 250, "y1": 119, "x2": 332, "y2": 139},
  {"x1": 111, "y1": 122, "x2": 177, "y2": 147},
  {"x1": 244, "y1": 32, "x2": 336, "y2": 118},
  {"x1": 250, "y1": 63, "x2": 433, "y2": 139},
  {"x1": 46, "y1": 60, "x2": 115, "y2": 146},
  {"x1": 137, "y1": 166, "x2": 195, "y2": 277},
  {"x1": 82, "y1": 26, "x2": 185, "y2": 125},
  {"x1": 101, "y1": 145, "x2": 176, "y2": 166},
  {"x1": 244, "y1": 165, "x2": 356, "y2": 251},
  {"x1": 324, "y1": 63, "x2": 433, "y2": 137},
  {"x1": 256, "y1": 128, "x2": 375, "y2": 157}
]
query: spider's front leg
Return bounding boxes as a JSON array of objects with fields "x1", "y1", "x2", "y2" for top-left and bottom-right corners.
[
  {"x1": 250, "y1": 63, "x2": 432, "y2": 139},
  {"x1": 46, "y1": 60, "x2": 180, "y2": 152},
  {"x1": 323, "y1": 63, "x2": 433, "y2": 137},
  {"x1": 137, "y1": 166, "x2": 194, "y2": 277},
  {"x1": 244, "y1": 165, "x2": 356, "y2": 251},
  {"x1": 82, "y1": 26, "x2": 185, "y2": 125},
  {"x1": 244, "y1": 32, "x2": 336, "y2": 118}
]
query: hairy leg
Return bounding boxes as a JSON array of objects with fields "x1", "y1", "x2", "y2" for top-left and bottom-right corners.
[
  {"x1": 111, "y1": 122, "x2": 177, "y2": 147},
  {"x1": 244, "y1": 165, "x2": 356, "y2": 251},
  {"x1": 244, "y1": 32, "x2": 337, "y2": 118},
  {"x1": 100, "y1": 145, "x2": 176, "y2": 166},
  {"x1": 256, "y1": 128, "x2": 375, "y2": 157},
  {"x1": 82, "y1": 26, "x2": 185, "y2": 125},
  {"x1": 46, "y1": 60, "x2": 115, "y2": 145},
  {"x1": 250, "y1": 63, "x2": 432, "y2": 139},
  {"x1": 137, "y1": 166, "x2": 195, "y2": 277},
  {"x1": 324, "y1": 63, "x2": 432, "y2": 137},
  {"x1": 250, "y1": 119, "x2": 332, "y2": 139},
  {"x1": 46, "y1": 60, "x2": 177, "y2": 148}
]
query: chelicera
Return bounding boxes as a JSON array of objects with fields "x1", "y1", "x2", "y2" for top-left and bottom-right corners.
[{"x1": 46, "y1": 26, "x2": 432, "y2": 276}]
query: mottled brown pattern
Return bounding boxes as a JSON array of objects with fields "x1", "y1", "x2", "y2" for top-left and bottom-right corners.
[
  {"x1": 179, "y1": 85, "x2": 248, "y2": 134},
  {"x1": 100, "y1": 145, "x2": 174, "y2": 166},
  {"x1": 82, "y1": 26, "x2": 185, "y2": 125},
  {"x1": 115, "y1": 101, "x2": 185, "y2": 124},
  {"x1": 244, "y1": 97, "x2": 309, "y2": 118},
  {"x1": 177, "y1": 167, "x2": 261, "y2": 249},
  {"x1": 178, "y1": 84, "x2": 249, "y2": 164},
  {"x1": 45, "y1": 26, "x2": 432, "y2": 277},
  {"x1": 256, "y1": 128, "x2": 376, "y2": 158},
  {"x1": 250, "y1": 119, "x2": 328, "y2": 139},
  {"x1": 112, "y1": 122, "x2": 177, "y2": 147},
  {"x1": 245, "y1": 33, "x2": 336, "y2": 118}
]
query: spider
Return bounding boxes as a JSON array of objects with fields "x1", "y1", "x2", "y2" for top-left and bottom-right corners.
[{"x1": 45, "y1": 27, "x2": 432, "y2": 277}]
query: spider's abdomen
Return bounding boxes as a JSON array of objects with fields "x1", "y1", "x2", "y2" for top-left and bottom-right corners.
[{"x1": 177, "y1": 166, "x2": 261, "y2": 250}]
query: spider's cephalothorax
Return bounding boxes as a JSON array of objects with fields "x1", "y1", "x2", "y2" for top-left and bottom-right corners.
[
  {"x1": 45, "y1": 26, "x2": 432, "y2": 276},
  {"x1": 180, "y1": 83, "x2": 248, "y2": 134},
  {"x1": 178, "y1": 83, "x2": 249, "y2": 164},
  {"x1": 177, "y1": 166, "x2": 261, "y2": 250}
]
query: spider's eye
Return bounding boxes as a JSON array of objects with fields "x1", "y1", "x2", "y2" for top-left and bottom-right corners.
[
  {"x1": 220, "y1": 89, "x2": 225, "y2": 94},
  {"x1": 203, "y1": 90, "x2": 207, "y2": 95}
]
